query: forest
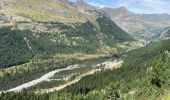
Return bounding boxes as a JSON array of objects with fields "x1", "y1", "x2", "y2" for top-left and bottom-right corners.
[
  {"x1": 1, "y1": 39, "x2": 170, "y2": 99},
  {"x1": 48, "y1": 39, "x2": 170, "y2": 99},
  {"x1": 0, "y1": 27, "x2": 34, "y2": 68},
  {"x1": 1, "y1": 0, "x2": 170, "y2": 100},
  {"x1": 0, "y1": 16, "x2": 134, "y2": 69}
]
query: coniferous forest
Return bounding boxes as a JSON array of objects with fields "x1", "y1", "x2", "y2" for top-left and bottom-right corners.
[
  {"x1": 1, "y1": 39, "x2": 170, "y2": 100},
  {"x1": 1, "y1": 0, "x2": 170, "y2": 100}
]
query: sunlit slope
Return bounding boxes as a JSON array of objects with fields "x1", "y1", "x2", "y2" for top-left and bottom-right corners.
[{"x1": 1, "y1": 0, "x2": 87, "y2": 23}]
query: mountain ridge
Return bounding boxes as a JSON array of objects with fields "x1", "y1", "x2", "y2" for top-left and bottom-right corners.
[
  {"x1": 102, "y1": 7, "x2": 170, "y2": 40},
  {"x1": 0, "y1": 0, "x2": 136, "y2": 69}
]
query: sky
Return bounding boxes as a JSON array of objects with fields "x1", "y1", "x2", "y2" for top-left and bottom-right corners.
[{"x1": 69, "y1": 0, "x2": 170, "y2": 14}]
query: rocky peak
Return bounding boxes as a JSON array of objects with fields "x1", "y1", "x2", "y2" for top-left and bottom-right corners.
[
  {"x1": 113, "y1": 6, "x2": 133, "y2": 15},
  {"x1": 74, "y1": 0, "x2": 93, "y2": 11},
  {"x1": 76, "y1": 0, "x2": 85, "y2": 4},
  {"x1": 117, "y1": 6, "x2": 128, "y2": 11},
  {"x1": 74, "y1": 0, "x2": 87, "y2": 7},
  {"x1": 74, "y1": 0, "x2": 105, "y2": 17}
]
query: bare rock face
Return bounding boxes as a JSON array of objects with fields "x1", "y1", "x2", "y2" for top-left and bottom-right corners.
[
  {"x1": 74, "y1": 0, "x2": 89, "y2": 9},
  {"x1": 73, "y1": 0, "x2": 105, "y2": 17},
  {"x1": 159, "y1": 27, "x2": 170, "y2": 40}
]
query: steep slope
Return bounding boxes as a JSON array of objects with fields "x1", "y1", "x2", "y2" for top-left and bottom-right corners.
[
  {"x1": 159, "y1": 27, "x2": 170, "y2": 40},
  {"x1": 0, "y1": 19, "x2": 134, "y2": 69},
  {"x1": 152, "y1": 27, "x2": 170, "y2": 41},
  {"x1": 73, "y1": 0, "x2": 106, "y2": 19},
  {"x1": 0, "y1": 0, "x2": 138, "y2": 92},
  {"x1": 0, "y1": 0, "x2": 86, "y2": 23},
  {"x1": 0, "y1": 0, "x2": 134, "y2": 72},
  {"x1": 103, "y1": 7, "x2": 170, "y2": 40},
  {"x1": 1, "y1": 39, "x2": 170, "y2": 100},
  {"x1": 49, "y1": 39, "x2": 170, "y2": 99},
  {"x1": 0, "y1": 27, "x2": 34, "y2": 68}
]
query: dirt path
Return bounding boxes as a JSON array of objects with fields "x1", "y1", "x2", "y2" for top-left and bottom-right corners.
[{"x1": 37, "y1": 69, "x2": 101, "y2": 94}]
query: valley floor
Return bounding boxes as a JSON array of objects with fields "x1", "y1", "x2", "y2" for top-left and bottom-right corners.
[
  {"x1": 0, "y1": 56, "x2": 122, "y2": 94},
  {"x1": 36, "y1": 60, "x2": 123, "y2": 94}
]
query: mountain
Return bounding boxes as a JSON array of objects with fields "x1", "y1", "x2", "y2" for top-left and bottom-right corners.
[
  {"x1": 0, "y1": 1, "x2": 139, "y2": 95},
  {"x1": 102, "y1": 7, "x2": 170, "y2": 40},
  {"x1": 0, "y1": 1, "x2": 142, "y2": 96},
  {"x1": 73, "y1": 0, "x2": 106, "y2": 18},
  {"x1": 0, "y1": 0, "x2": 136, "y2": 68},
  {"x1": 1, "y1": 0, "x2": 170, "y2": 100},
  {"x1": 74, "y1": 0, "x2": 95, "y2": 10},
  {"x1": 0, "y1": 0, "x2": 88, "y2": 24}
]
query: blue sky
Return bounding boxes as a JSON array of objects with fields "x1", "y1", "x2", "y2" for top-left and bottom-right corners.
[{"x1": 69, "y1": 0, "x2": 170, "y2": 14}]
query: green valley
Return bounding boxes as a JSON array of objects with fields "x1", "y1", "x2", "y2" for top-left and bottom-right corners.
[{"x1": 0, "y1": 0, "x2": 170, "y2": 100}]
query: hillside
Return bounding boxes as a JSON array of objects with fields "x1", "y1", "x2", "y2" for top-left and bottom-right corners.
[
  {"x1": 0, "y1": 0, "x2": 136, "y2": 69},
  {"x1": 0, "y1": 27, "x2": 34, "y2": 68},
  {"x1": 0, "y1": 17, "x2": 135, "y2": 69},
  {"x1": 159, "y1": 27, "x2": 170, "y2": 40},
  {"x1": 1, "y1": 0, "x2": 170, "y2": 41},
  {"x1": 152, "y1": 27, "x2": 170, "y2": 41},
  {"x1": 0, "y1": 0, "x2": 87, "y2": 23},
  {"x1": 0, "y1": 0, "x2": 170, "y2": 100},
  {"x1": 0, "y1": 0, "x2": 140, "y2": 94},
  {"x1": 49, "y1": 39, "x2": 170, "y2": 99},
  {"x1": 1, "y1": 39, "x2": 170, "y2": 100}
]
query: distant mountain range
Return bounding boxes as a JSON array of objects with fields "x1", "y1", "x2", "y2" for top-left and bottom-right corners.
[
  {"x1": 72, "y1": 0, "x2": 170, "y2": 40},
  {"x1": 1, "y1": 0, "x2": 170, "y2": 41},
  {"x1": 102, "y1": 7, "x2": 170, "y2": 40}
]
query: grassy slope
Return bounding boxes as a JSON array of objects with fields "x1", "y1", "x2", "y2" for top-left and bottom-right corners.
[{"x1": 3, "y1": 0, "x2": 87, "y2": 23}]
